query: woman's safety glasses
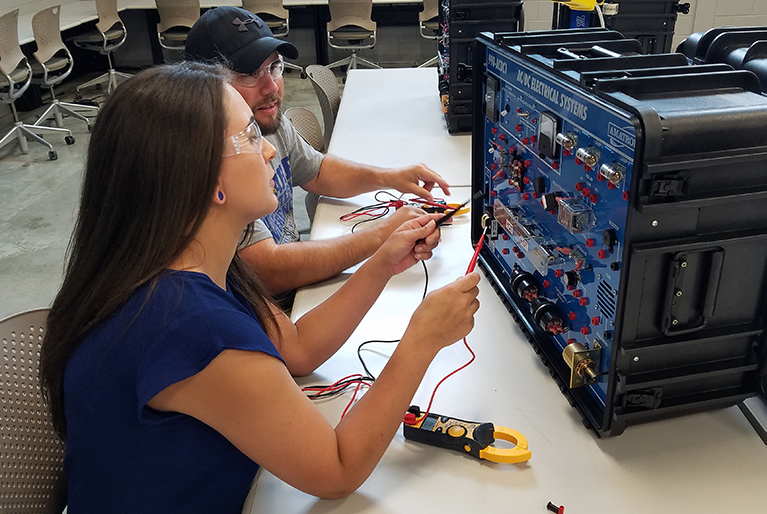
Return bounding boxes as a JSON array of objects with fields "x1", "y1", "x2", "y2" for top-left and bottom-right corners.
[{"x1": 223, "y1": 118, "x2": 262, "y2": 157}]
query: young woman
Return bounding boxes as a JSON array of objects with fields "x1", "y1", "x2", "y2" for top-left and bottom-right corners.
[{"x1": 41, "y1": 62, "x2": 480, "y2": 513}]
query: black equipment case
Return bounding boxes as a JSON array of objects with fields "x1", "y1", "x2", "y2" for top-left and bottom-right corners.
[
  {"x1": 438, "y1": 0, "x2": 524, "y2": 133},
  {"x1": 552, "y1": 1, "x2": 691, "y2": 54},
  {"x1": 677, "y1": 26, "x2": 767, "y2": 93}
]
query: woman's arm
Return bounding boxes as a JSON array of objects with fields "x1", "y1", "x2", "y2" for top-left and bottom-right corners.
[
  {"x1": 148, "y1": 272, "x2": 480, "y2": 499},
  {"x1": 271, "y1": 214, "x2": 442, "y2": 376}
]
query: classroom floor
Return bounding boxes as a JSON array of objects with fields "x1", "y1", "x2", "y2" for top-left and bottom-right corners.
[{"x1": 0, "y1": 69, "x2": 332, "y2": 320}]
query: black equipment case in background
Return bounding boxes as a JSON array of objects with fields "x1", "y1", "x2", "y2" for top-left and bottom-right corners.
[
  {"x1": 552, "y1": 1, "x2": 691, "y2": 54},
  {"x1": 438, "y1": 0, "x2": 523, "y2": 133},
  {"x1": 677, "y1": 26, "x2": 767, "y2": 94}
]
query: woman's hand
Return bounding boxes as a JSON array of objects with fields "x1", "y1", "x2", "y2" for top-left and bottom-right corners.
[
  {"x1": 401, "y1": 272, "x2": 481, "y2": 357},
  {"x1": 370, "y1": 214, "x2": 442, "y2": 276}
]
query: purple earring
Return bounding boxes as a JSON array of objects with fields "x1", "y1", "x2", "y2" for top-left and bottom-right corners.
[{"x1": 217, "y1": 191, "x2": 224, "y2": 202}]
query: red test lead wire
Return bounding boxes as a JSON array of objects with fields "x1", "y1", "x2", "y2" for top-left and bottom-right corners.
[
  {"x1": 406, "y1": 227, "x2": 488, "y2": 426},
  {"x1": 466, "y1": 230, "x2": 486, "y2": 274}
]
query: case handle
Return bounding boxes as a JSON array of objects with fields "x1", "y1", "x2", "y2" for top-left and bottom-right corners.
[{"x1": 661, "y1": 248, "x2": 724, "y2": 336}]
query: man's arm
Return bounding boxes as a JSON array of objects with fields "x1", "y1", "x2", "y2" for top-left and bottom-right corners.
[
  {"x1": 239, "y1": 206, "x2": 431, "y2": 295},
  {"x1": 301, "y1": 154, "x2": 452, "y2": 201}
]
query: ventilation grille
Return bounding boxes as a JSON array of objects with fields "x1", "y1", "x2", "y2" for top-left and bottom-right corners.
[{"x1": 597, "y1": 280, "x2": 617, "y2": 320}]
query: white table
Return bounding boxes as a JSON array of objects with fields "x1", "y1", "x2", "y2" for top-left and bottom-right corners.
[
  {"x1": 330, "y1": 68, "x2": 472, "y2": 188},
  {"x1": 14, "y1": 0, "x2": 425, "y2": 59},
  {"x1": 249, "y1": 69, "x2": 767, "y2": 514},
  {"x1": 17, "y1": 1, "x2": 99, "y2": 45}
]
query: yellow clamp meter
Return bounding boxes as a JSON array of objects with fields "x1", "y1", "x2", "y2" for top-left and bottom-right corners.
[{"x1": 402, "y1": 407, "x2": 532, "y2": 464}]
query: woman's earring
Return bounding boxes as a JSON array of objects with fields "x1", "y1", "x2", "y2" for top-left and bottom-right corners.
[{"x1": 216, "y1": 191, "x2": 225, "y2": 204}]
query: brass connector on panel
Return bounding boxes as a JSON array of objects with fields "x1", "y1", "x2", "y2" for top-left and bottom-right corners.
[{"x1": 562, "y1": 342, "x2": 601, "y2": 388}]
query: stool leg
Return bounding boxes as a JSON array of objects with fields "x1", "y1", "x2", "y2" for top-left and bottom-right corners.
[
  {"x1": 418, "y1": 55, "x2": 439, "y2": 68},
  {"x1": 57, "y1": 103, "x2": 97, "y2": 128},
  {"x1": 26, "y1": 124, "x2": 73, "y2": 138},
  {"x1": 19, "y1": 125, "x2": 55, "y2": 151},
  {"x1": 76, "y1": 72, "x2": 110, "y2": 93},
  {"x1": 0, "y1": 125, "x2": 26, "y2": 153},
  {"x1": 32, "y1": 103, "x2": 60, "y2": 128},
  {"x1": 355, "y1": 56, "x2": 381, "y2": 69},
  {"x1": 326, "y1": 55, "x2": 352, "y2": 70}
]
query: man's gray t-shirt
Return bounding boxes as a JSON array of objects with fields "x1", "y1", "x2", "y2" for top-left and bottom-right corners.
[{"x1": 243, "y1": 113, "x2": 324, "y2": 247}]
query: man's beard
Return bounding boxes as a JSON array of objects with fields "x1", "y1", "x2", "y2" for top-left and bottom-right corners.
[{"x1": 256, "y1": 95, "x2": 283, "y2": 136}]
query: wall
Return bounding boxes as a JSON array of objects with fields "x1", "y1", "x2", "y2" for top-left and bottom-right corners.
[{"x1": 520, "y1": 0, "x2": 767, "y2": 51}]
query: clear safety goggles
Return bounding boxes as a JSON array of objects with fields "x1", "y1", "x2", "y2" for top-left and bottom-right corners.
[
  {"x1": 234, "y1": 55, "x2": 285, "y2": 88},
  {"x1": 223, "y1": 118, "x2": 262, "y2": 157}
]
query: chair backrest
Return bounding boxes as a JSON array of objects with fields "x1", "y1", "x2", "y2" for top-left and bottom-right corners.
[
  {"x1": 31, "y1": 6, "x2": 67, "y2": 66},
  {"x1": 241, "y1": 0, "x2": 288, "y2": 20},
  {"x1": 327, "y1": 0, "x2": 375, "y2": 33},
  {"x1": 0, "y1": 308, "x2": 67, "y2": 514},
  {"x1": 419, "y1": 0, "x2": 439, "y2": 23},
  {"x1": 155, "y1": 0, "x2": 200, "y2": 33},
  {"x1": 0, "y1": 9, "x2": 26, "y2": 78},
  {"x1": 95, "y1": 0, "x2": 123, "y2": 34},
  {"x1": 285, "y1": 107, "x2": 325, "y2": 153},
  {"x1": 305, "y1": 64, "x2": 341, "y2": 148}
]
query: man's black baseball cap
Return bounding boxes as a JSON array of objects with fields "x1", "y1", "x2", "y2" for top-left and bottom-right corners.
[{"x1": 185, "y1": 6, "x2": 299, "y2": 74}]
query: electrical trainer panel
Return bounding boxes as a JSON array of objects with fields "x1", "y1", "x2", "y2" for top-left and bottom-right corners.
[{"x1": 470, "y1": 28, "x2": 767, "y2": 436}]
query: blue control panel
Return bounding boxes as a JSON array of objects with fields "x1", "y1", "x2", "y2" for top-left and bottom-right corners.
[{"x1": 480, "y1": 45, "x2": 637, "y2": 406}]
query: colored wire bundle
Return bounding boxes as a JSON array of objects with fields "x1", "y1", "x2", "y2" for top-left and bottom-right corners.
[
  {"x1": 340, "y1": 191, "x2": 455, "y2": 233},
  {"x1": 303, "y1": 260, "x2": 429, "y2": 417}
]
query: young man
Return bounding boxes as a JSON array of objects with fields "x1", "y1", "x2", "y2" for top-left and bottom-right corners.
[{"x1": 185, "y1": 6, "x2": 451, "y2": 305}]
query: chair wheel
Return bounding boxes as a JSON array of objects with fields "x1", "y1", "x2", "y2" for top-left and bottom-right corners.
[
  {"x1": 48, "y1": 150, "x2": 58, "y2": 160},
  {"x1": 300, "y1": 72, "x2": 307, "y2": 79},
  {"x1": 65, "y1": 135, "x2": 75, "y2": 145},
  {"x1": 342, "y1": 77, "x2": 347, "y2": 84},
  {"x1": 87, "y1": 124, "x2": 92, "y2": 133},
  {"x1": 75, "y1": 92, "x2": 82, "y2": 100}
]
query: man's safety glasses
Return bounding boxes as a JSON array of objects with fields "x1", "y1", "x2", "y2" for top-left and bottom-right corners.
[
  {"x1": 223, "y1": 118, "x2": 262, "y2": 157},
  {"x1": 234, "y1": 55, "x2": 285, "y2": 88}
]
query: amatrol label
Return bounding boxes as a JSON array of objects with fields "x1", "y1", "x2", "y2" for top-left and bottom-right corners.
[{"x1": 608, "y1": 122, "x2": 636, "y2": 149}]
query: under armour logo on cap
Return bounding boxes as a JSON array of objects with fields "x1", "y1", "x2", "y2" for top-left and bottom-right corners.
[{"x1": 231, "y1": 16, "x2": 261, "y2": 32}]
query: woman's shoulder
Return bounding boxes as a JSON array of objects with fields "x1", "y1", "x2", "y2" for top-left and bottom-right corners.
[{"x1": 86, "y1": 271, "x2": 256, "y2": 346}]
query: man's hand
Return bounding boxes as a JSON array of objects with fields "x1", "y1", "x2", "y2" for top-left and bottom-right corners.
[{"x1": 385, "y1": 164, "x2": 451, "y2": 201}]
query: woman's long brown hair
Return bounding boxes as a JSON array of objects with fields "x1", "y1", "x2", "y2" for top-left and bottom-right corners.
[{"x1": 40, "y1": 62, "x2": 277, "y2": 440}]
